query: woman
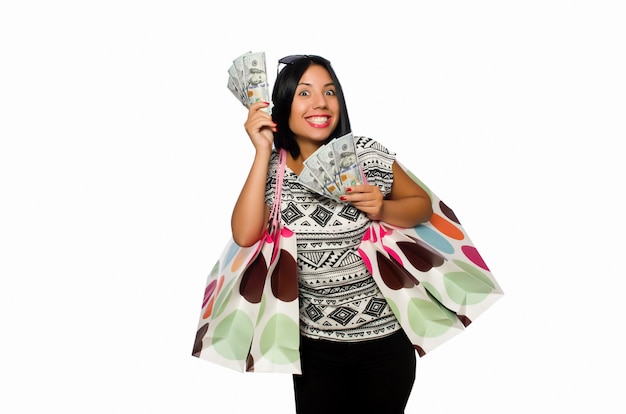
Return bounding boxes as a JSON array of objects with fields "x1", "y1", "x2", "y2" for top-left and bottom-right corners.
[{"x1": 232, "y1": 55, "x2": 433, "y2": 413}]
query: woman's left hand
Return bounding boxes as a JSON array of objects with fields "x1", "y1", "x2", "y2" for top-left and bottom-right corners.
[{"x1": 341, "y1": 184, "x2": 384, "y2": 221}]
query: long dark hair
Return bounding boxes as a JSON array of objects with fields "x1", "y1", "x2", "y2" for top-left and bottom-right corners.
[{"x1": 272, "y1": 55, "x2": 351, "y2": 159}]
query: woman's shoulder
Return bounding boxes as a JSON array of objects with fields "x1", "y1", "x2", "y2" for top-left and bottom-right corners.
[
  {"x1": 353, "y1": 135, "x2": 395, "y2": 157},
  {"x1": 353, "y1": 135, "x2": 395, "y2": 193}
]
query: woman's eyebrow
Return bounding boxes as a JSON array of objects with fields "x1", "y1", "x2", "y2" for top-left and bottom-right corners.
[{"x1": 297, "y1": 82, "x2": 336, "y2": 87}]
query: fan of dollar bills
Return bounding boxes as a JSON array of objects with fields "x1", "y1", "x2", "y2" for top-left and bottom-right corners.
[
  {"x1": 227, "y1": 51, "x2": 271, "y2": 109},
  {"x1": 296, "y1": 133, "x2": 364, "y2": 202}
]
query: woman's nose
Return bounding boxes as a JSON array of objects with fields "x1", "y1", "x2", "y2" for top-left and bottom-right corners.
[{"x1": 312, "y1": 93, "x2": 328, "y2": 109}]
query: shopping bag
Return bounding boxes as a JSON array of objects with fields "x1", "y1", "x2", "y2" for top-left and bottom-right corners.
[
  {"x1": 192, "y1": 149, "x2": 301, "y2": 373},
  {"x1": 358, "y1": 165, "x2": 503, "y2": 357},
  {"x1": 247, "y1": 226, "x2": 300, "y2": 373}
]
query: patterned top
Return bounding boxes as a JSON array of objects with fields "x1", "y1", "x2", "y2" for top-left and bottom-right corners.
[{"x1": 265, "y1": 136, "x2": 401, "y2": 342}]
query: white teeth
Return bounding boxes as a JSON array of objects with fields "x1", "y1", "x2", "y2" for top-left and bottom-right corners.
[{"x1": 307, "y1": 116, "x2": 328, "y2": 124}]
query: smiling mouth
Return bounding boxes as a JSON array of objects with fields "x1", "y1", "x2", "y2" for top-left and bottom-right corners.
[{"x1": 306, "y1": 116, "x2": 331, "y2": 127}]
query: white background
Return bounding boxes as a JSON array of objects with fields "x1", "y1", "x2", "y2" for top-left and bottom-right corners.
[{"x1": 1, "y1": 1, "x2": 624, "y2": 412}]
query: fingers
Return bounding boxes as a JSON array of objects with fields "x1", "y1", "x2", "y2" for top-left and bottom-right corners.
[
  {"x1": 340, "y1": 184, "x2": 383, "y2": 209},
  {"x1": 245, "y1": 115, "x2": 277, "y2": 134},
  {"x1": 344, "y1": 184, "x2": 368, "y2": 194},
  {"x1": 342, "y1": 184, "x2": 381, "y2": 199},
  {"x1": 246, "y1": 103, "x2": 276, "y2": 128},
  {"x1": 245, "y1": 101, "x2": 271, "y2": 122},
  {"x1": 250, "y1": 100, "x2": 270, "y2": 110},
  {"x1": 244, "y1": 102, "x2": 277, "y2": 150},
  {"x1": 347, "y1": 193, "x2": 384, "y2": 221},
  {"x1": 245, "y1": 101, "x2": 271, "y2": 121}
]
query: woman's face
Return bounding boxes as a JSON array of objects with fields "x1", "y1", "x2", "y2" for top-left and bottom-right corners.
[{"x1": 288, "y1": 64, "x2": 340, "y2": 146}]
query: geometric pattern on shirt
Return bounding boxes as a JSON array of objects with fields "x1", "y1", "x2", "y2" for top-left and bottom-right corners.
[
  {"x1": 304, "y1": 279, "x2": 371, "y2": 297},
  {"x1": 363, "y1": 297, "x2": 388, "y2": 317},
  {"x1": 356, "y1": 136, "x2": 395, "y2": 195},
  {"x1": 302, "y1": 314, "x2": 400, "y2": 342},
  {"x1": 281, "y1": 202, "x2": 304, "y2": 225},
  {"x1": 309, "y1": 205, "x2": 334, "y2": 227},
  {"x1": 305, "y1": 303, "x2": 324, "y2": 322},
  {"x1": 296, "y1": 226, "x2": 367, "y2": 250},
  {"x1": 328, "y1": 307, "x2": 358, "y2": 326},
  {"x1": 337, "y1": 204, "x2": 361, "y2": 222},
  {"x1": 299, "y1": 250, "x2": 334, "y2": 269},
  {"x1": 333, "y1": 250, "x2": 363, "y2": 268}
]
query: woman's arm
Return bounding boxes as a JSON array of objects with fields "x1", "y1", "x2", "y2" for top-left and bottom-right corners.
[
  {"x1": 231, "y1": 102, "x2": 276, "y2": 247},
  {"x1": 342, "y1": 161, "x2": 433, "y2": 227},
  {"x1": 231, "y1": 151, "x2": 272, "y2": 246}
]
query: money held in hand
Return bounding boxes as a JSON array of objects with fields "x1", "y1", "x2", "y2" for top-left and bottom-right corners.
[
  {"x1": 227, "y1": 51, "x2": 271, "y2": 109},
  {"x1": 296, "y1": 133, "x2": 364, "y2": 202}
]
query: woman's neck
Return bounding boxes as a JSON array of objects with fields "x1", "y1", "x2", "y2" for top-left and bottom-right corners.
[{"x1": 287, "y1": 139, "x2": 325, "y2": 174}]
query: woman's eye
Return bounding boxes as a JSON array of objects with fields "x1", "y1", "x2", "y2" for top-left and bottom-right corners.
[
  {"x1": 298, "y1": 90, "x2": 310, "y2": 96},
  {"x1": 325, "y1": 90, "x2": 336, "y2": 96}
]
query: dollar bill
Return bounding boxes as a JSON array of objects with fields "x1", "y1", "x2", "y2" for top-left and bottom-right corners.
[
  {"x1": 231, "y1": 51, "x2": 250, "y2": 81},
  {"x1": 297, "y1": 165, "x2": 332, "y2": 198},
  {"x1": 242, "y1": 52, "x2": 270, "y2": 106},
  {"x1": 332, "y1": 133, "x2": 363, "y2": 189},
  {"x1": 302, "y1": 156, "x2": 343, "y2": 200},
  {"x1": 295, "y1": 133, "x2": 363, "y2": 201},
  {"x1": 227, "y1": 51, "x2": 271, "y2": 110},
  {"x1": 312, "y1": 144, "x2": 340, "y2": 191},
  {"x1": 227, "y1": 69, "x2": 246, "y2": 107}
]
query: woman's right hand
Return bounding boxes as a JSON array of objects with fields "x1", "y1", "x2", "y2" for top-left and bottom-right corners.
[{"x1": 244, "y1": 101, "x2": 276, "y2": 153}]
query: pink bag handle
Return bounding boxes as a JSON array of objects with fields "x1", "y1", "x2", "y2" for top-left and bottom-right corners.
[
  {"x1": 268, "y1": 148, "x2": 287, "y2": 236},
  {"x1": 360, "y1": 166, "x2": 369, "y2": 186}
]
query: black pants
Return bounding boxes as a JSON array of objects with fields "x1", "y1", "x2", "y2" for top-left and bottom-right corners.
[{"x1": 293, "y1": 330, "x2": 416, "y2": 414}]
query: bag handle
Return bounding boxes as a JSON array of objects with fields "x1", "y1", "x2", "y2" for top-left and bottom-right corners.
[
  {"x1": 268, "y1": 148, "x2": 287, "y2": 236},
  {"x1": 360, "y1": 166, "x2": 369, "y2": 186}
]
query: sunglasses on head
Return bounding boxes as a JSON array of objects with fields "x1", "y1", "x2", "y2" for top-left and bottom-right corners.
[{"x1": 277, "y1": 55, "x2": 331, "y2": 74}]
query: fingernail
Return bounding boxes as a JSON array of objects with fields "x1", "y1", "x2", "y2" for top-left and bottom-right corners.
[
  {"x1": 340, "y1": 196, "x2": 346, "y2": 201},
  {"x1": 346, "y1": 187, "x2": 352, "y2": 192}
]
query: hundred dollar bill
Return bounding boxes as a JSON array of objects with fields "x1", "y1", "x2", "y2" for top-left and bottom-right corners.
[
  {"x1": 332, "y1": 133, "x2": 363, "y2": 189},
  {"x1": 230, "y1": 51, "x2": 250, "y2": 91},
  {"x1": 312, "y1": 144, "x2": 340, "y2": 191},
  {"x1": 227, "y1": 68, "x2": 246, "y2": 107},
  {"x1": 296, "y1": 164, "x2": 332, "y2": 198},
  {"x1": 227, "y1": 51, "x2": 271, "y2": 111},
  {"x1": 302, "y1": 156, "x2": 342, "y2": 200},
  {"x1": 231, "y1": 51, "x2": 250, "y2": 81},
  {"x1": 242, "y1": 52, "x2": 270, "y2": 106}
]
